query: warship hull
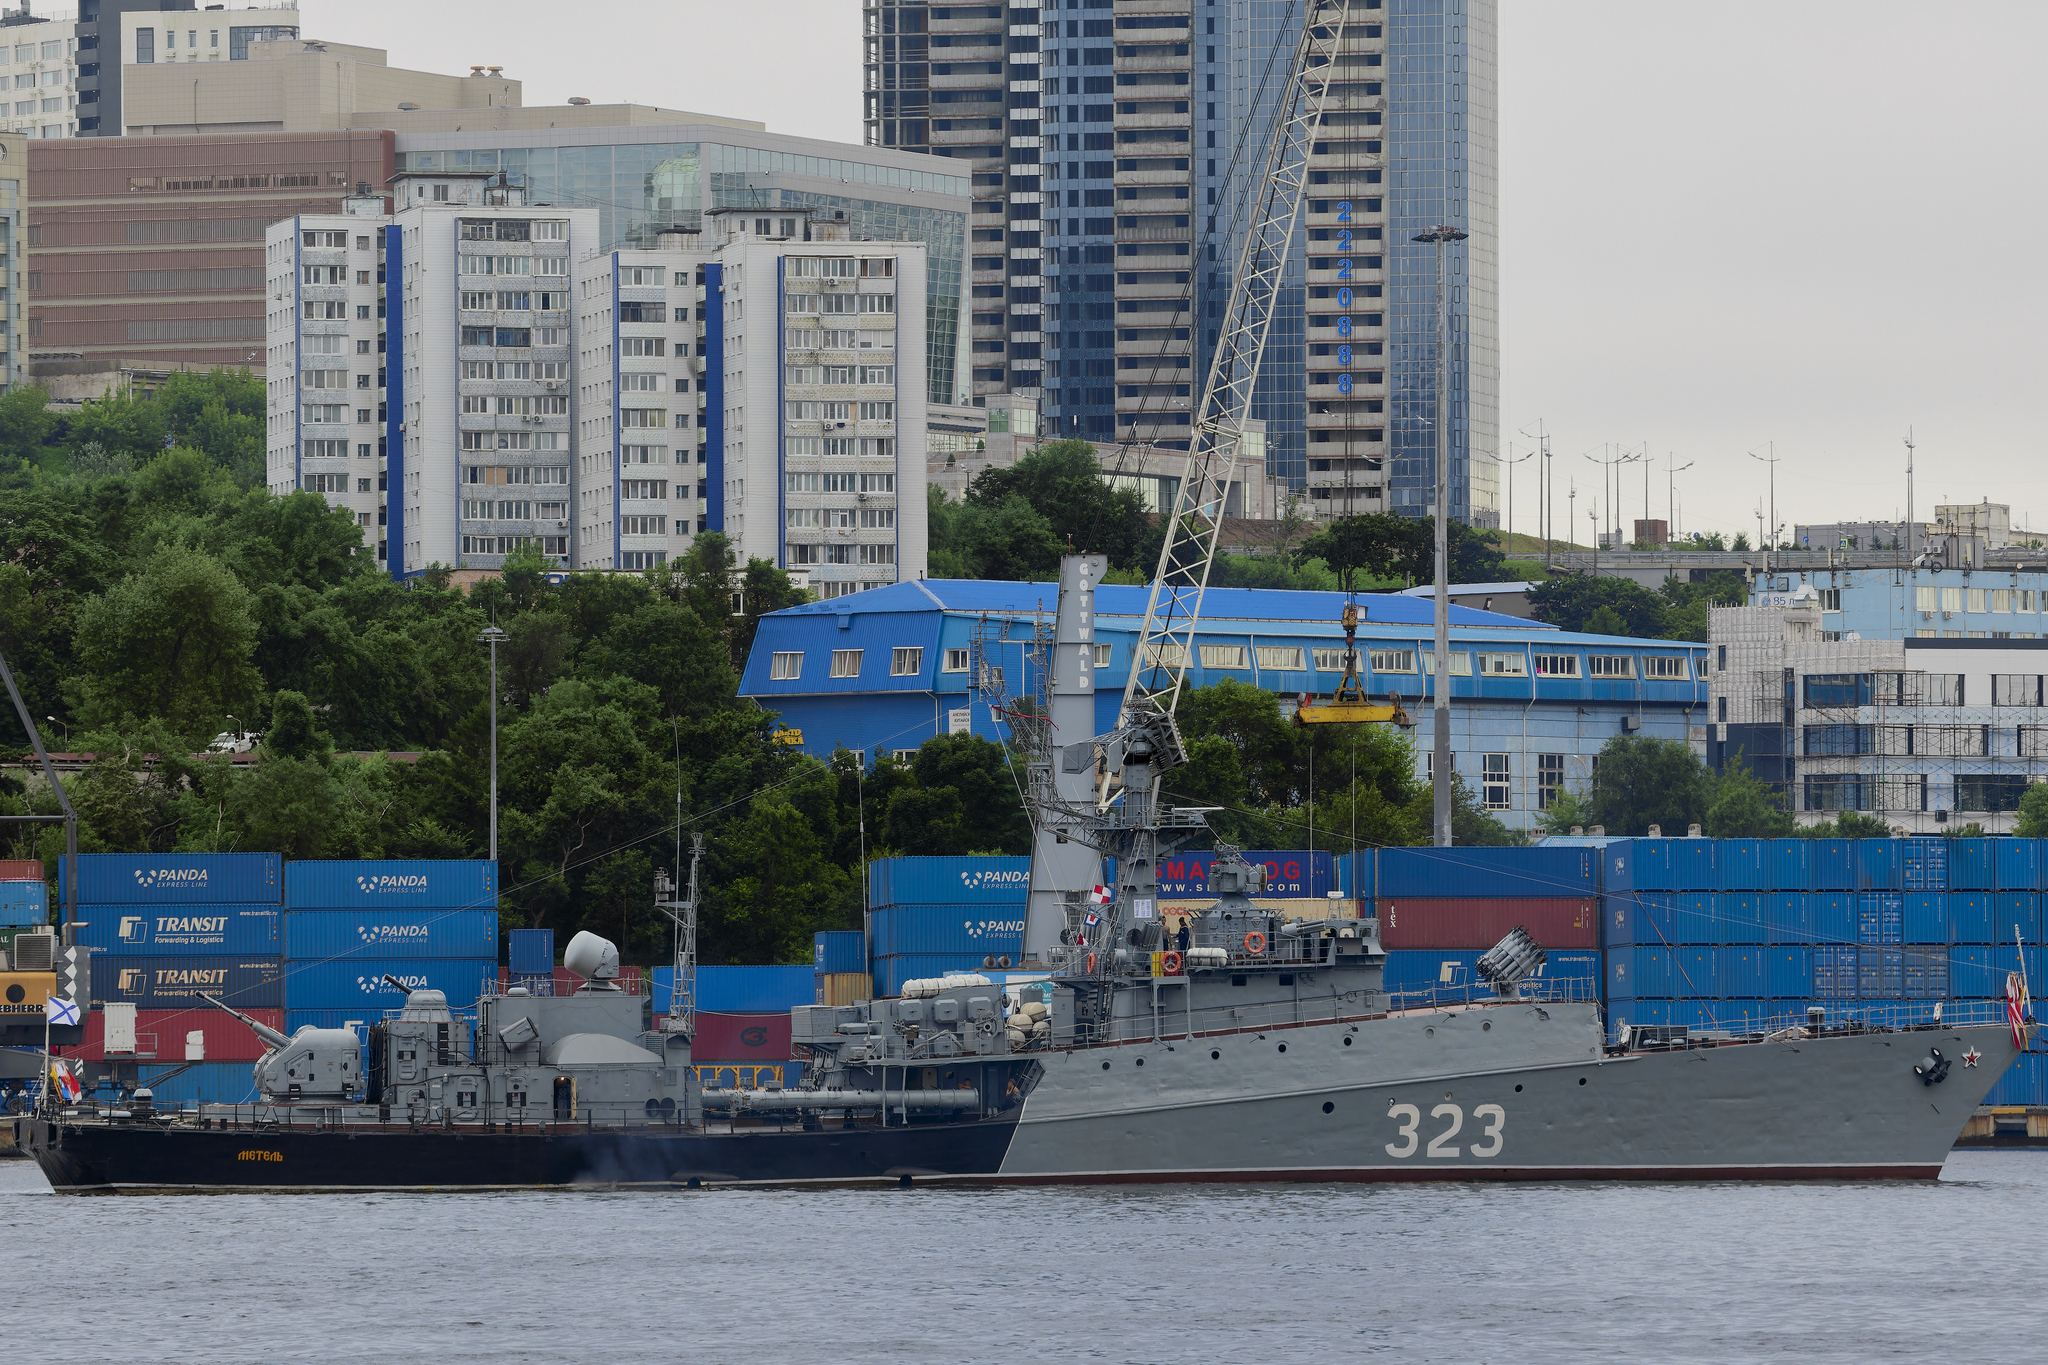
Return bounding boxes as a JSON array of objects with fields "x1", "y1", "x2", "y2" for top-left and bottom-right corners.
[{"x1": 17, "y1": 1003, "x2": 2022, "y2": 1190}]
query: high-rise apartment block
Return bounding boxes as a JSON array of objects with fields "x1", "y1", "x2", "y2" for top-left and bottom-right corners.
[
  {"x1": 0, "y1": 129, "x2": 23, "y2": 391},
  {"x1": 870, "y1": 0, "x2": 1496, "y2": 527},
  {"x1": 574, "y1": 211, "x2": 928, "y2": 592},
  {"x1": 264, "y1": 176, "x2": 598, "y2": 574}
]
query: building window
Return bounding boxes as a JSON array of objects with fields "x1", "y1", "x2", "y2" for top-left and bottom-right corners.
[
  {"x1": 1420, "y1": 651, "x2": 1473, "y2": 677},
  {"x1": 1537, "y1": 753, "x2": 1565, "y2": 810},
  {"x1": 1641, "y1": 656, "x2": 1690, "y2": 681},
  {"x1": 1803, "y1": 724, "x2": 1874, "y2": 756},
  {"x1": 1473, "y1": 652, "x2": 1527, "y2": 678},
  {"x1": 1482, "y1": 754, "x2": 1511, "y2": 810},
  {"x1": 1533, "y1": 654, "x2": 1579, "y2": 678},
  {"x1": 1141, "y1": 643, "x2": 1189, "y2": 670},
  {"x1": 1992, "y1": 675, "x2": 2042, "y2": 707},
  {"x1": 1368, "y1": 649, "x2": 1415, "y2": 674},
  {"x1": 1587, "y1": 655, "x2": 1634, "y2": 679},
  {"x1": 891, "y1": 647, "x2": 923, "y2": 676},
  {"x1": 1094, "y1": 644, "x2": 1112, "y2": 668},
  {"x1": 770, "y1": 652, "x2": 803, "y2": 681},
  {"x1": 1255, "y1": 646, "x2": 1304, "y2": 671},
  {"x1": 1198, "y1": 644, "x2": 1248, "y2": 669},
  {"x1": 830, "y1": 649, "x2": 863, "y2": 678},
  {"x1": 942, "y1": 648, "x2": 970, "y2": 673},
  {"x1": 1718, "y1": 696, "x2": 1728, "y2": 722},
  {"x1": 1818, "y1": 588, "x2": 1842, "y2": 611}
]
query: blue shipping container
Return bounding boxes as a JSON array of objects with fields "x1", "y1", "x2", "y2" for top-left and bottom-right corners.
[
  {"x1": 91, "y1": 956, "x2": 282, "y2": 1010},
  {"x1": 62, "y1": 853, "x2": 281, "y2": 906},
  {"x1": 1853, "y1": 840, "x2": 1902, "y2": 891},
  {"x1": 1764, "y1": 945, "x2": 1811, "y2": 999},
  {"x1": 1674, "y1": 892, "x2": 1718, "y2": 945},
  {"x1": 660, "y1": 965, "x2": 816, "y2": 1015},
  {"x1": 1380, "y1": 949, "x2": 1485, "y2": 996},
  {"x1": 284, "y1": 859, "x2": 496, "y2": 910},
  {"x1": 1903, "y1": 947, "x2": 1949, "y2": 999},
  {"x1": 1996, "y1": 839, "x2": 2042, "y2": 891},
  {"x1": 0, "y1": 879, "x2": 49, "y2": 927},
  {"x1": 868, "y1": 857, "x2": 1032, "y2": 908},
  {"x1": 1717, "y1": 840, "x2": 1766, "y2": 891},
  {"x1": 1985, "y1": 1053, "x2": 2048, "y2": 1108},
  {"x1": 1946, "y1": 839, "x2": 1996, "y2": 891},
  {"x1": 1992, "y1": 892, "x2": 2041, "y2": 947},
  {"x1": 1675, "y1": 946, "x2": 1719, "y2": 997},
  {"x1": 1718, "y1": 892, "x2": 1766, "y2": 945},
  {"x1": 1857, "y1": 947, "x2": 1903, "y2": 998},
  {"x1": 1600, "y1": 893, "x2": 1675, "y2": 948},
  {"x1": 1902, "y1": 839, "x2": 1948, "y2": 892},
  {"x1": 1903, "y1": 893, "x2": 1946, "y2": 944},
  {"x1": 869, "y1": 954, "x2": 1000, "y2": 999},
  {"x1": 284, "y1": 908, "x2": 498, "y2": 961},
  {"x1": 1764, "y1": 839, "x2": 1811, "y2": 891},
  {"x1": 1948, "y1": 944, "x2": 2006, "y2": 998},
  {"x1": 73, "y1": 904, "x2": 279, "y2": 956},
  {"x1": 508, "y1": 928, "x2": 554, "y2": 976},
  {"x1": 1344, "y1": 850, "x2": 1376, "y2": 899},
  {"x1": 1809, "y1": 840, "x2": 1855, "y2": 891},
  {"x1": 1604, "y1": 839, "x2": 1716, "y2": 894},
  {"x1": 1611, "y1": 999, "x2": 1672, "y2": 1030},
  {"x1": 1764, "y1": 894, "x2": 1814, "y2": 944},
  {"x1": 1375, "y1": 846, "x2": 1597, "y2": 899},
  {"x1": 1532, "y1": 949, "x2": 1602, "y2": 990},
  {"x1": 868, "y1": 904, "x2": 1026, "y2": 958},
  {"x1": 1607, "y1": 946, "x2": 1673, "y2": 1000},
  {"x1": 283, "y1": 958, "x2": 496, "y2": 1011},
  {"x1": 1857, "y1": 894, "x2": 1903, "y2": 945},
  {"x1": 1719, "y1": 945, "x2": 1767, "y2": 997},
  {"x1": 1812, "y1": 892, "x2": 1857, "y2": 946},
  {"x1": 125, "y1": 1062, "x2": 260, "y2": 1107},
  {"x1": 1948, "y1": 891, "x2": 1995, "y2": 944},
  {"x1": 813, "y1": 930, "x2": 865, "y2": 974}
]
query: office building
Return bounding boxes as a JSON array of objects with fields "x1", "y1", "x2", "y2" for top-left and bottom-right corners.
[
  {"x1": 1711, "y1": 595, "x2": 2048, "y2": 832},
  {"x1": 121, "y1": 35, "x2": 514, "y2": 137},
  {"x1": 743, "y1": 579, "x2": 1703, "y2": 833},
  {"x1": 264, "y1": 174, "x2": 600, "y2": 574},
  {"x1": 1751, "y1": 566, "x2": 2048, "y2": 643},
  {"x1": 572, "y1": 208, "x2": 929, "y2": 589},
  {"x1": 862, "y1": 0, "x2": 1194, "y2": 457},
  {"x1": 0, "y1": 13, "x2": 81, "y2": 140},
  {"x1": 865, "y1": 0, "x2": 1496, "y2": 527},
  {"x1": 84, "y1": 1, "x2": 299, "y2": 137},
  {"x1": 26, "y1": 128, "x2": 393, "y2": 374}
]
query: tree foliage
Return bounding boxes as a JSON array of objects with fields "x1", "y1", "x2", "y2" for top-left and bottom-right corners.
[
  {"x1": 1529, "y1": 570, "x2": 1748, "y2": 641},
  {"x1": 1298, "y1": 513, "x2": 1506, "y2": 590}
]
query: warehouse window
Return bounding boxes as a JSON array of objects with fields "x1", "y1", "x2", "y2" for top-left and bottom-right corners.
[
  {"x1": 1198, "y1": 644, "x2": 1248, "y2": 669},
  {"x1": 1587, "y1": 655, "x2": 1634, "y2": 679},
  {"x1": 942, "y1": 648, "x2": 970, "y2": 673},
  {"x1": 830, "y1": 649, "x2": 863, "y2": 678},
  {"x1": 1533, "y1": 654, "x2": 1579, "y2": 678},
  {"x1": 892, "y1": 647, "x2": 924, "y2": 677},
  {"x1": 1368, "y1": 649, "x2": 1415, "y2": 674},
  {"x1": 1641, "y1": 656, "x2": 1690, "y2": 681},
  {"x1": 1537, "y1": 753, "x2": 1565, "y2": 810},
  {"x1": 1420, "y1": 650, "x2": 1472, "y2": 677},
  {"x1": 1255, "y1": 646, "x2": 1304, "y2": 671},
  {"x1": 1482, "y1": 754, "x2": 1510, "y2": 810},
  {"x1": 1094, "y1": 643, "x2": 1113, "y2": 667},
  {"x1": 1473, "y1": 652, "x2": 1527, "y2": 678},
  {"x1": 1915, "y1": 585, "x2": 1938, "y2": 611},
  {"x1": 769, "y1": 652, "x2": 803, "y2": 680}
]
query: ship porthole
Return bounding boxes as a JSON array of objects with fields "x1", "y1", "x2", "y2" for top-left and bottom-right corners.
[
  {"x1": 1342, "y1": 1036, "x2": 1352, "y2": 1046},
  {"x1": 1322, "y1": 1101, "x2": 1334, "y2": 1114},
  {"x1": 1578, "y1": 1077, "x2": 1588, "y2": 1086},
  {"x1": 1482, "y1": 1021, "x2": 1491, "y2": 1031},
  {"x1": 1210, "y1": 1050, "x2": 1221, "y2": 1060},
  {"x1": 1277, "y1": 1043, "x2": 1287, "y2": 1053},
  {"x1": 1101, "y1": 1061, "x2": 1110, "y2": 1070},
  {"x1": 1135, "y1": 1057, "x2": 1145, "y2": 1067},
  {"x1": 1514, "y1": 1084, "x2": 1523, "y2": 1092},
  {"x1": 1425, "y1": 1027, "x2": 1435, "y2": 1038}
]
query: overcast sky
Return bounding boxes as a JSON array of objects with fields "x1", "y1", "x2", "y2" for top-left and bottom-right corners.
[{"x1": 315, "y1": 1, "x2": 2048, "y2": 544}]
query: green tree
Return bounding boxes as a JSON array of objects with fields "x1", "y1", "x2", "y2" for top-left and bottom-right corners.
[
  {"x1": 1702, "y1": 753, "x2": 1796, "y2": 837},
  {"x1": 965, "y1": 439, "x2": 1150, "y2": 569},
  {"x1": 1528, "y1": 575, "x2": 1671, "y2": 636},
  {"x1": 69, "y1": 544, "x2": 262, "y2": 740},
  {"x1": 1583, "y1": 605, "x2": 1630, "y2": 637},
  {"x1": 2015, "y1": 783, "x2": 2048, "y2": 838},
  {"x1": 264, "y1": 690, "x2": 327, "y2": 763},
  {"x1": 1532, "y1": 788, "x2": 1593, "y2": 836},
  {"x1": 1586, "y1": 735, "x2": 1712, "y2": 836},
  {"x1": 0, "y1": 386, "x2": 55, "y2": 464}
]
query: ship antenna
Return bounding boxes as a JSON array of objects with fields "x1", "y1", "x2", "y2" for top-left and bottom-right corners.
[{"x1": 655, "y1": 834, "x2": 704, "y2": 1037}]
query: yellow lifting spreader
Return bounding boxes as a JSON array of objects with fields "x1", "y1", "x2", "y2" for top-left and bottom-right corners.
[{"x1": 1293, "y1": 601, "x2": 1414, "y2": 728}]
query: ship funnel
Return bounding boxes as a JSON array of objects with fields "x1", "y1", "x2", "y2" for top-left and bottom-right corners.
[
  {"x1": 564, "y1": 931, "x2": 622, "y2": 991},
  {"x1": 1476, "y1": 927, "x2": 1547, "y2": 998}
]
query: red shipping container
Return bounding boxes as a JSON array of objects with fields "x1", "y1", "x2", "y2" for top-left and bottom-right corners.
[
  {"x1": 499, "y1": 965, "x2": 647, "y2": 996},
  {"x1": 1377, "y1": 897, "x2": 1599, "y2": 950},
  {"x1": 0, "y1": 861, "x2": 42, "y2": 881},
  {"x1": 55, "y1": 1007, "x2": 285, "y2": 1063},
  {"x1": 690, "y1": 1010, "x2": 793, "y2": 1062}
]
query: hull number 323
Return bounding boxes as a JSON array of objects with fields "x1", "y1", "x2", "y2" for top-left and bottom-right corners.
[{"x1": 1385, "y1": 1102, "x2": 1505, "y2": 1159}]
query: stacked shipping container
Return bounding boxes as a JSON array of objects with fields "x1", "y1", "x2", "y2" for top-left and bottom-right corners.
[
  {"x1": 64, "y1": 854, "x2": 286, "y2": 1012},
  {"x1": 0, "y1": 859, "x2": 47, "y2": 952},
  {"x1": 867, "y1": 856, "x2": 1032, "y2": 996},
  {"x1": 280, "y1": 860, "x2": 499, "y2": 1032},
  {"x1": 1603, "y1": 837, "x2": 2047, "y2": 1105},
  {"x1": 1372, "y1": 847, "x2": 1603, "y2": 998},
  {"x1": 652, "y1": 965, "x2": 813, "y2": 1080}
]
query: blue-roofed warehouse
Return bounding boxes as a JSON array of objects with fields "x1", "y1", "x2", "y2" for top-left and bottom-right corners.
[{"x1": 740, "y1": 580, "x2": 1711, "y2": 832}]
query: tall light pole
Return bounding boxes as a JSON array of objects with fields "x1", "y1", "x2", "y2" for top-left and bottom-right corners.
[
  {"x1": 1667, "y1": 457, "x2": 1693, "y2": 542},
  {"x1": 1414, "y1": 223, "x2": 1466, "y2": 849},
  {"x1": 478, "y1": 625, "x2": 508, "y2": 862},
  {"x1": 1749, "y1": 442, "x2": 1779, "y2": 559},
  {"x1": 1502, "y1": 447, "x2": 1534, "y2": 562}
]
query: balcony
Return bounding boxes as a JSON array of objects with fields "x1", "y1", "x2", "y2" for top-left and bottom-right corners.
[
  {"x1": 1113, "y1": 104, "x2": 1192, "y2": 131},
  {"x1": 1116, "y1": 45, "x2": 1191, "y2": 73},
  {"x1": 1114, "y1": 221, "x2": 1192, "y2": 243}
]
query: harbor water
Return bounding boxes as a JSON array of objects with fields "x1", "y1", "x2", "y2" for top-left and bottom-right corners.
[{"x1": 3, "y1": 1152, "x2": 2045, "y2": 1363}]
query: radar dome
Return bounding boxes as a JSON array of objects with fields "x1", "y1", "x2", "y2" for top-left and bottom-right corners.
[{"x1": 563, "y1": 930, "x2": 621, "y2": 985}]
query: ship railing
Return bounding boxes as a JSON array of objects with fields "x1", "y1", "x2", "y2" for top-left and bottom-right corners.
[
  {"x1": 1617, "y1": 996, "x2": 2015, "y2": 1044},
  {"x1": 1096, "y1": 976, "x2": 1603, "y2": 1046}
]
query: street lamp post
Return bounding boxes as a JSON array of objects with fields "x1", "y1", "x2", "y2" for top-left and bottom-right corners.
[
  {"x1": 1749, "y1": 442, "x2": 1779, "y2": 562},
  {"x1": 478, "y1": 625, "x2": 509, "y2": 862},
  {"x1": 1502, "y1": 447, "x2": 1534, "y2": 562},
  {"x1": 1413, "y1": 223, "x2": 1467, "y2": 849}
]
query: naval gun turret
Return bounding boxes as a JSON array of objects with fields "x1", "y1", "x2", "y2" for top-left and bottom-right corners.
[{"x1": 200, "y1": 992, "x2": 363, "y2": 1100}]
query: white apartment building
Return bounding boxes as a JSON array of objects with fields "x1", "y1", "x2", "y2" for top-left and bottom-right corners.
[
  {"x1": 572, "y1": 207, "x2": 928, "y2": 592},
  {"x1": 265, "y1": 173, "x2": 598, "y2": 575},
  {"x1": 0, "y1": 25, "x2": 81, "y2": 139}
]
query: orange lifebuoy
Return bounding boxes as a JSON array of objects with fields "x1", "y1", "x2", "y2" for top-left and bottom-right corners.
[
  {"x1": 1244, "y1": 931, "x2": 1267, "y2": 955},
  {"x1": 1086, "y1": 952, "x2": 1097, "y2": 973},
  {"x1": 1161, "y1": 950, "x2": 1183, "y2": 975}
]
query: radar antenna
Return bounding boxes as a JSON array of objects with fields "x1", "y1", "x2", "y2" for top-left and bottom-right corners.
[{"x1": 654, "y1": 834, "x2": 704, "y2": 1036}]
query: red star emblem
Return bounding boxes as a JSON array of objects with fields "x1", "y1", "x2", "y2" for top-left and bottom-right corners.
[{"x1": 1963, "y1": 1049, "x2": 1982, "y2": 1068}]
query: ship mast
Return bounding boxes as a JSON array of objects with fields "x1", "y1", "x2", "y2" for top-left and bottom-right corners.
[{"x1": 655, "y1": 833, "x2": 703, "y2": 1036}]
